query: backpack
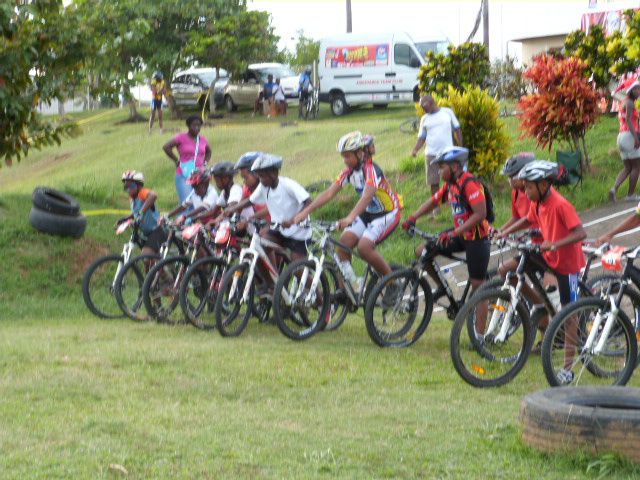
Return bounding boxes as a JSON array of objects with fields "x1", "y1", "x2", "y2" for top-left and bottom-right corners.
[{"x1": 447, "y1": 175, "x2": 496, "y2": 224}]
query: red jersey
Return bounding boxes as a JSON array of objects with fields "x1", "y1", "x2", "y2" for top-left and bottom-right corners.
[
  {"x1": 527, "y1": 188, "x2": 585, "y2": 275},
  {"x1": 432, "y1": 172, "x2": 491, "y2": 241}
]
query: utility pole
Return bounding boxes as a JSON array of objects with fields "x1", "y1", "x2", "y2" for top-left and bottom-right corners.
[
  {"x1": 483, "y1": 0, "x2": 489, "y2": 48},
  {"x1": 346, "y1": 0, "x2": 352, "y2": 33}
]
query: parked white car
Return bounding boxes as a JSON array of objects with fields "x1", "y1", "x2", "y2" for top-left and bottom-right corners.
[{"x1": 318, "y1": 32, "x2": 425, "y2": 116}]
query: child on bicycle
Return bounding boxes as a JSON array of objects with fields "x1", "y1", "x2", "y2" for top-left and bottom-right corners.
[
  {"x1": 498, "y1": 160, "x2": 587, "y2": 384},
  {"x1": 120, "y1": 170, "x2": 166, "y2": 256},
  {"x1": 163, "y1": 168, "x2": 218, "y2": 226},
  {"x1": 224, "y1": 152, "x2": 311, "y2": 263},
  {"x1": 234, "y1": 152, "x2": 270, "y2": 227},
  {"x1": 289, "y1": 131, "x2": 402, "y2": 303},
  {"x1": 402, "y1": 146, "x2": 491, "y2": 298}
]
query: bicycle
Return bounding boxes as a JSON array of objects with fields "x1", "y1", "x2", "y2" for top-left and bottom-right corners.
[
  {"x1": 114, "y1": 222, "x2": 184, "y2": 321},
  {"x1": 541, "y1": 243, "x2": 640, "y2": 387},
  {"x1": 141, "y1": 222, "x2": 214, "y2": 324},
  {"x1": 449, "y1": 233, "x2": 615, "y2": 388},
  {"x1": 273, "y1": 221, "x2": 397, "y2": 342},
  {"x1": 178, "y1": 219, "x2": 247, "y2": 330},
  {"x1": 82, "y1": 218, "x2": 141, "y2": 319},
  {"x1": 304, "y1": 87, "x2": 320, "y2": 120},
  {"x1": 364, "y1": 226, "x2": 487, "y2": 348},
  {"x1": 214, "y1": 220, "x2": 294, "y2": 337},
  {"x1": 399, "y1": 116, "x2": 420, "y2": 135}
]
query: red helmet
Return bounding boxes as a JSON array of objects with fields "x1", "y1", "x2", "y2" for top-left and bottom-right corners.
[{"x1": 186, "y1": 168, "x2": 210, "y2": 186}]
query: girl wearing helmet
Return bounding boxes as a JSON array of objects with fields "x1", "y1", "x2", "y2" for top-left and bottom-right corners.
[
  {"x1": 121, "y1": 170, "x2": 166, "y2": 255},
  {"x1": 498, "y1": 161, "x2": 587, "y2": 379},
  {"x1": 163, "y1": 168, "x2": 219, "y2": 226},
  {"x1": 289, "y1": 131, "x2": 402, "y2": 297}
]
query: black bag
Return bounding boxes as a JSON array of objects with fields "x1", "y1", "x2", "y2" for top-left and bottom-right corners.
[{"x1": 449, "y1": 176, "x2": 496, "y2": 224}]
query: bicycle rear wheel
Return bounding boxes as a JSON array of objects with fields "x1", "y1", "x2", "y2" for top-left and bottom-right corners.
[
  {"x1": 114, "y1": 253, "x2": 160, "y2": 321},
  {"x1": 541, "y1": 297, "x2": 637, "y2": 387},
  {"x1": 273, "y1": 259, "x2": 330, "y2": 341},
  {"x1": 82, "y1": 254, "x2": 126, "y2": 319},
  {"x1": 180, "y1": 256, "x2": 226, "y2": 330},
  {"x1": 215, "y1": 263, "x2": 253, "y2": 337},
  {"x1": 364, "y1": 269, "x2": 433, "y2": 348},
  {"x1": 142, "y1": 256, "x2": 191, "y2": 324},
  {"x1": 323, "y1": 264, "x2": 349, "y2": 332},
  {"x1": 450, "y1": 288, "x2": 535, "y2": 388}
]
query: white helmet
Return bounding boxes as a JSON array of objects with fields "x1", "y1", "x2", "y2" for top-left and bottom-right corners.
[
  {"x1": 517, "y1": 160, "x2": 558, "y2": 182},
  {"x1": 121, "y1": 170, "x2": 144, "y2": 183},
  {"x1": 251, "y1": 153, "x2": 283, "y2": 172},
  {"x1": 337, "y1": 131, "x2": 364, "y2": 153}
]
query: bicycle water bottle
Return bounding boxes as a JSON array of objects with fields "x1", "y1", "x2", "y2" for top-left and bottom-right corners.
[
  {"x1": 442, "y1": 267, "x2": 459, "y2": 297},
  {"x1": 547, "y1": 285, "x2": 561, "y2": 312}
]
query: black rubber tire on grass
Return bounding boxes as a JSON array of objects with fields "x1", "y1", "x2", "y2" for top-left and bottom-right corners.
[
  {"x1": 520, "y1": 386, "x2": 640, "y2": 463},
  {"x1": 29, "y1": 207, "x2": 87, "y2": 238},
  {"x1": 32, "y1": 186, "x2": 80, "y2": 216}
]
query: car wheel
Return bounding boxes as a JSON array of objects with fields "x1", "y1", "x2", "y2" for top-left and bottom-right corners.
[
  {"x1": 331, "y1": 93, "x2": 347, "y2": 116},
  {"x1": 224, "y1": 95, "x2": 236, "y2": 113}
]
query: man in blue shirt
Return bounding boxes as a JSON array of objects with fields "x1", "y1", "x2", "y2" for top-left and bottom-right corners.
[
  {"x1": 298, "y1": 66, "x2": 313, "y2": 118},
  {"x1": 262, "y1": 74, "x2": 275, "y2": 117}
]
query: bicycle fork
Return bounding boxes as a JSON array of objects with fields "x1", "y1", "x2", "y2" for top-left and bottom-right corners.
[{"x1": 486, "y1": 275, "x2": 522, "y2": 343}]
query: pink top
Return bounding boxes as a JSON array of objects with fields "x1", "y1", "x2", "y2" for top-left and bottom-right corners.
[
  {"x1": 173, "y1": 132, "x2": 209, "y2": 176},
  {"x1": 618, "y1": 100, "x2": 640, "y2": 133}
]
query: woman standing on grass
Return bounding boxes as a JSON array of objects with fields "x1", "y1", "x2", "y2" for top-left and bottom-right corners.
[
  {"x1": 609, "y1": 79, "x2": 640, "y2": 202},
  {"x1": 163, "y1": 115, "x2": 212, "y2": 203}
]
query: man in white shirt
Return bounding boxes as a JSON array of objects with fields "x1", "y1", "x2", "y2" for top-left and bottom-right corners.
[{"x1": 410, "y1": 95, "x2": 463, "y2": 213}]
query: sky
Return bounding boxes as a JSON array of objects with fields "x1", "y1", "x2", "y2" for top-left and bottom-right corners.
[{"x1": 248, "y1": 0, "x2": 639, "y2": 61}]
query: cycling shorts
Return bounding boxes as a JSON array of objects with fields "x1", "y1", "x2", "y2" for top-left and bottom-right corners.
[
  {"x1": 143, "y1": 226, "x2": 168, "y2": 252},
  {"x1": 434, "y1": 234, "x2": 490, "y2": 281},
  {"x1": 267, "y1": 229, "x2": 308, "y2": 255},
  {"x1": 346, "y1": 209, "x2": 400, "y2": 245},
  {"x1": 518, "y1": 252, "x2": 580, "y2": 306}
]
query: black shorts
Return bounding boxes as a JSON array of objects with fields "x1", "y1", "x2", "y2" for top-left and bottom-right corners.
[
  {"x1": 267, "y1": 229, "x2": 308, "y2": 255},
  {"x1": 152, "y1": 99, "x2": 162, "y2": 110},
  {"x1": 434, "y1": 235, "x2": 490, "y2": 281},
  {"x1": 300, "y1": 91, "x2": 310, "y2": 102},
  {"x1": 143, "y1": 226, "x2": 167, "y2": 252},
  {"x1": 518, "y1": 253, "x2": 580, "y2": 306}
]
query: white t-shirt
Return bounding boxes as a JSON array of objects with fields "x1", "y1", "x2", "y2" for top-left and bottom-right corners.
[
  {"x1": 418, "y1": 107, "x2": 461, "y2": 156},
  {"x1": 249, "y1": 176, "x2": 311, "y2": 240},
  {"x1": 274, "y1": 84, "x2": 285, "y2": 101},
  {"x1": 216, "y1": 184, "x2": 243, "y2": 208},
  {"x1": 182, "y1": 185, "x2": 218, "y2": 210}
]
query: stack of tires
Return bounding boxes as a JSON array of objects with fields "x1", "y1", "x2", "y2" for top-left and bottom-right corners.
[{"x1": 29, "y1": 187, "x2": 87, "y2": 239}]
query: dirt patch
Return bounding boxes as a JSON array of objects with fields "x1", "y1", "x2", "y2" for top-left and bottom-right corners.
[{"x1": 67, "y1": 236, "x2": 111, "y2": 285}]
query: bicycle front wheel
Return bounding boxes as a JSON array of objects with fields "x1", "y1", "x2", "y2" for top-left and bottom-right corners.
[
  {"x1": 115, "y1": 253, "x2": 160, "y2": 321},
  {"x1": 323, "y1": 263, "x2": 349, "y2": 332},
  {"x1": 541, "y1": 297, "x2": 637, "y2": 387},
  {"x1": 273, "y1": 259, "x2": 330, "y2": 341},
  {"x1": 364, "y1": 269, "x2": 433, "y2": 348},
  {"x1": 180, "y1": 256, "x2": 226, "y2": 330},
  {"x1": 215, "y1": 263, "x2": 253, "y2": 337},
  {"x1": 142, "y1": 256, "x2": 190, "y2": 324},
  {"x1": 450, "y1": 288, "x2": 535, "y2": 388},
  {"x1": 82, "y1": 254, "x2": 126, "y2": 319}
]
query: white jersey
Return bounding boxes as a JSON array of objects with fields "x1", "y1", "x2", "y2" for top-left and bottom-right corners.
[
  {"x1": 250, "y1": 176, "x2": 311, "y2": 240},
  {"x1": 182, "y1": 185, "x2": 218, "y2": 211},
  {"x1": 216, "y1": 184, "x2": 243, "y2": 208},
  {"x1": 418, "y1": 107, "x2": 460, "y2": 156}
]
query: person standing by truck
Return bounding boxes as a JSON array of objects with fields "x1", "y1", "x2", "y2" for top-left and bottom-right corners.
[{"x1": 410, "y1": 94, "x2": 463, "y2": 215}]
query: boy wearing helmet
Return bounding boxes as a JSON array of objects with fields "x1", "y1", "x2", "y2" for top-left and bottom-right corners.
[
  {"x1": 290, "y1": 131, "x2": 401, "y2": 293},
  {"x1": 121, "y1": 170, "x2": 166, "y2": 255},
  {"x1": 149, "y1": 72, "x2": 166, "y2": 134},
  {"x1": 225, "y1": 153, "x2": 312, "y2": 261},
  {"x1": 234, "y1": 152, "x2": 270, "y2": 226},
  {"x1": 499, "y1": 161, "x2": 587, "y2": 383},
  {"x1": 163, "y1": 168, "x2": 218, "y2": 225}
]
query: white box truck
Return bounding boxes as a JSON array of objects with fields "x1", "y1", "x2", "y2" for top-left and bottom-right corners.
[{"x1": 318, "y1": 32, "x2": 425, "y2": 116}]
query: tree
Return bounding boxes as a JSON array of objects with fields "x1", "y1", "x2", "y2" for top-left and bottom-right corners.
[
  {"x1": 286, "y1": 30, "x2": 320, "y2": 69},
  {"x1": 518, "y1": 54, "x2": 601, "y2": 169},
  {"x1": 186, "y1": 10, "x2": 280, "y2": 79},
  {"x1": 609, "y1": 9, "x2": 640, "y2": 77},
  {"x1": 1, "y1": 0, "x2": 83, "y2": 166}
]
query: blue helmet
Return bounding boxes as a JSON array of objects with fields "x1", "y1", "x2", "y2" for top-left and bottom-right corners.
[
  {"x1": 430, "y1": 146, "x2": 469, "y2": 166},
  {"x1": 235, "y1": 151, "x2": 262, "y2": 171}
]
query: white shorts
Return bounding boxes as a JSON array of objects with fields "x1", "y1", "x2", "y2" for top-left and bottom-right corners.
[
  {"x1": 345, "y1": 209, "x2": 401, "y2": 244},
  {"x1": 617, "y1": 131, "x2": 640, "y2": 160}
]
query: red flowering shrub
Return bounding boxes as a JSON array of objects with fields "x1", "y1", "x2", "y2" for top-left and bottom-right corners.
[{"x1": 518, "y1": 54, "x2": 601, "y2": 168}]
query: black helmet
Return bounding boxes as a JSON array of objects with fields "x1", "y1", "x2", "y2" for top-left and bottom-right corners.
[
  {"x1": 153, "y1": 71, "x2": 163, "y2": 80},
  {"x1": 235, "y1": 151, "x2": 262, "y2": 171},
  {"x1": 502, "y1": 152, "x2": 536, "y2": 177},
  {"x1": 210, "y1": 161, "x2": 236, "y2": 177}
]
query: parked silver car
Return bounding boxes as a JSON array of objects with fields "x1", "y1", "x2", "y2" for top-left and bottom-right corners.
[
  {"x1": 222, "y1": 63, "x2": 299, "y2": 112},
  {"x1": 171, "y1": 67, "x2": 228, "y2": 111}
]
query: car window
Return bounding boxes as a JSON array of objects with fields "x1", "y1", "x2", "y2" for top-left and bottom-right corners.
[
  {"x1": 190, "y1": 76, "x2": 202, "y2": 87},
  {"x1": 257, "y1": 66, "x2": 295, "y2": 81},
  {"x1": 172, "y1": 75, "x2": 185, "y2": 84},
  {"x1": 198, "y1": 72, "x2": 216, "y2": 86},
  {"x1": 394, "y1": 43, "x2": 421, "y2": 68}
]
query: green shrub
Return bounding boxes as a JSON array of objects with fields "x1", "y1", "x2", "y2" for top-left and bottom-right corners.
[
  {"x1": 399, "y1": 155, "x2": 423, "y2": 173},
  {"x1": 417, "y1": 86, "x2": 510, "y2": 179},
  {"x1": 487, "y1": 55, "x2": 527, "y2": 100},
  {"x1": 418, "y1": 42, "x2": 490, "y2": 96}
]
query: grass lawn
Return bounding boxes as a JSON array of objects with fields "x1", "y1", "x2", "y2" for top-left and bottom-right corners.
[{"x1": 1, "y1": 104, "x2": 639, "y2": 479}]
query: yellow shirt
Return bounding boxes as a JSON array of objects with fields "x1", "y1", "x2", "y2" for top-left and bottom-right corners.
[{"x1": 151, "y1": 79, "x2": 165, "y2": 100}]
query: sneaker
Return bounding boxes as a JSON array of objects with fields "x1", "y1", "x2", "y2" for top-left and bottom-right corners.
[
  {"x1": 382, "y1": 282, "x2": 402, "y2": 309},
  {"x1": 557, "y1": 368, "x2": 574, "y2": 385}
]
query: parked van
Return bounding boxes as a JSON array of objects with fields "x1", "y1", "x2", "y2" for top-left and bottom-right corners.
[{"x1": 318, "y1": 32, "x2": 425, "y2": 116}]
